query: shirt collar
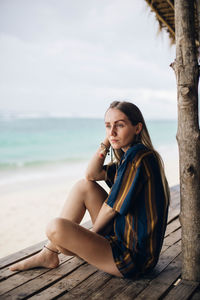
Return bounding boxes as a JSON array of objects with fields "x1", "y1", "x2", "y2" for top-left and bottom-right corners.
[{"x1": 121, "y1": 143, "x2": 147, "y2": 164}]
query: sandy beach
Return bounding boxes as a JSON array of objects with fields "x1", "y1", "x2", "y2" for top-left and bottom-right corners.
[{"x1": 0, "y1": 148, "x2": 179, "y2": 259}]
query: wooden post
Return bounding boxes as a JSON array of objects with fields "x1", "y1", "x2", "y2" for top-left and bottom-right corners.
[{"x1": 171, "y1": 0, "x2": 200, "y2": 281}]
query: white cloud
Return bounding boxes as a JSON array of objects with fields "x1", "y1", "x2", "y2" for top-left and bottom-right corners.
[{"x1": 0, "y1": 0, "x2": 176, "y2": 119}]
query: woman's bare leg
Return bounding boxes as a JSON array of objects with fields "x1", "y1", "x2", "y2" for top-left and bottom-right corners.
[
  {"x1": 45, "y1": 178, "x2": 108, "y2": 255},
  {"x1": 46, "y1": 217, "x2": 122, "y2": 277},
  {"x1": 10, "y1": 179, "x2": 108, "y2": 271},
  {"x1": 59, "y1": 179, "x2": 107, "y2": 223}
]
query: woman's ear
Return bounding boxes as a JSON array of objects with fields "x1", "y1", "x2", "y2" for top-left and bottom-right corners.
[{"x1": 135, "y1": 122, "x2": 143, "y2": 134}]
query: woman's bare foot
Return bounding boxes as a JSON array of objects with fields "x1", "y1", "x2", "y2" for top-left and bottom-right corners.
[{"x1": 9, "y1": 247, "x2": 60, "y2": 271}]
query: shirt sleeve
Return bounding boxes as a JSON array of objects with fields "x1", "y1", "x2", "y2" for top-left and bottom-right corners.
[
  {"x1": 103, "y1": 163, "x2": 117, "y2": 188},
  {"x1": 105, "y1": 159, "x2": 147, "y2": 215}
]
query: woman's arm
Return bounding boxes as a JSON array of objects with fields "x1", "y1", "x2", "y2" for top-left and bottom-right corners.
[
  {"x1": 92, "y1": 202, "x2": 117, "y2": 234},
  {"x1": 85, "y1": 138, "x2": 110, "y2": 181}
]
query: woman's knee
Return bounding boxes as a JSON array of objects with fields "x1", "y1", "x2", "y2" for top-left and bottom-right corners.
[
  {"x1": 46, "y1": 217, "x2": 66, "y2": 242},
  {"x1": 74, "y1": 178, "x2": 98, "y2": 196}
]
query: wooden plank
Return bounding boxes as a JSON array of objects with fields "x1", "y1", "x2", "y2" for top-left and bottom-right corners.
[
  {"x1": 167, "y1": 206, "x2": 180, "y2": 224},
  {"x1": 163, "y1": 228, "x2": 181, "y2": 246},
  {"x1": 165, "y1": 218, "x2": 180, "y2": 237},
  {"x1": 0, "y1": 257, "x2": 84, "y2": 299},
  {"x1": 0, "y1": 253, "x2": 71, "y2": 282},
  {"x1": 77, "y1": 243, "x2": 181, "y2": 300},
  {"x1": 0, "y1": 240, "x2": 46, "y2": 269},
  {"x1": 111, "y1": 279, "x2": 151, "y2": 300},
  {"x1": 161, "y1": 237, "x2": 181, "y2": 255},
  {"x1": 58, "y1": 270, "x2": 112, "y2": 300},
  {"x1": 0, "y1": 220, "x2": 92, "y2": 270},
  {"x1": 132, "y1": 254, "x2": 181, "y2": 300},
  {"x1": 112, "y1": 256, "x2": 181, "y2": 300},
  {"x1": 0, "y1": 268, "x2": 15, "y2": 282},
  {"x1": 0, "y1": 268, "x2": 50, "y2": 296},
  {"x1": 111, "y1": 245, "x2": 182, "y2": 300},
  {"x1": 161, "y1": 244, "x2": 169, "y2": 253},
  {"x1": 80, "y1": 276, "x2": 135, "y2": 300},
  {"x1": 163, "y1": 280, "x2": 199, "y2": 300},
  {"x1": 29, "y1": 263, "x2": 98, "y2": 300},
  {"x1": 62, "y1": 242, "x2": 181, "y2": 300},
  {"x1": 67, "y1": 245, "x2": 181, "y2": 300},
  {"x1": 148, "y1": 243, "x2": 181, "y2": 277}
]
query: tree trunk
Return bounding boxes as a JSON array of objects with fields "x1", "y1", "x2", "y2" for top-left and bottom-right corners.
[
  {"x1": 196, "y1": 0, "x2": 200, "y2": 45},
  {"x1": 172, "y1": 0, "x2": 200, "y2": 281}
]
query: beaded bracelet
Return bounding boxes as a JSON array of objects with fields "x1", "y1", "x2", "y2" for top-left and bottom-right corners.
[{"x1": 99, "y1": 142, "x2": 110, "y2": 158}]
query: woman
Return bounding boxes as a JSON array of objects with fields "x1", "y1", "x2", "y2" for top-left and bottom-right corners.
[{"x1": 10, "y1": 101, "x2": 170, "y2": 279}]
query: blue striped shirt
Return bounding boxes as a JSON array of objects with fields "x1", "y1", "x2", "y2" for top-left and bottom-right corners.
[{"x1": 104, "y1": 143, "x2": 169, "y2": 273}]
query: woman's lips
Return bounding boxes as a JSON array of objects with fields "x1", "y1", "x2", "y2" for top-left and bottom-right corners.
[{"x1": 111, "y1": 140, "x2": 118, "y2": 143}]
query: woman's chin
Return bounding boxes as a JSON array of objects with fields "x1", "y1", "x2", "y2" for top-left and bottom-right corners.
[{"x1": 111, "y1": 144, "x2": 121, "y2": 150}]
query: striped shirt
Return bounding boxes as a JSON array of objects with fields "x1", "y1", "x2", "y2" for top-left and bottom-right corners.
[{"x1": 104, "y1": 143, "x2": 169, "y2": 274}]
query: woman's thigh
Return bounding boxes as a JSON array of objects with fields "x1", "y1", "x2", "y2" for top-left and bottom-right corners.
[{"x1": 46, "y1": 217, "x2": 122, "y2": 277}]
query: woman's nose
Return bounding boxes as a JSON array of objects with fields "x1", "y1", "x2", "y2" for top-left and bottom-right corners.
[{"x1": 110, "y1": 126, "x2": 116, "y2": 136}]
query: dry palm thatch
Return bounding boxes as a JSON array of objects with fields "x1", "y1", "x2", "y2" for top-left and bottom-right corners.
[{"x1": 144, "y1": 0, "x2": 199, "y2": 44}]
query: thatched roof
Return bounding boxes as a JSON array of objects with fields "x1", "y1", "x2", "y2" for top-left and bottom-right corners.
[{"x1": 144, "y1": 0, "x2": 199, "y2": 44}]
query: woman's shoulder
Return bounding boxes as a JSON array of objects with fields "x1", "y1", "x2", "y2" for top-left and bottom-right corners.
[{"x1": 124, "y1": 144, "x2": 161, "y2": 174}]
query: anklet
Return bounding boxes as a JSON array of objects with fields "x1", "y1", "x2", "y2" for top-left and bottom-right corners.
[{"x1": 44, "y1": 245, "x2": 60, "y2": 254}]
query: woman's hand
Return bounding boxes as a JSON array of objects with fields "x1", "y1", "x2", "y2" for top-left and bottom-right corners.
[
  {"x1": 85, "y1": 138, "x2": 110, "y2": 182},
  {"x1": 92, "y1": 202, "x2": 117, "y2": 234}
]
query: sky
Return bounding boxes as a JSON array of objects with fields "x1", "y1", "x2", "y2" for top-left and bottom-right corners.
[{"x1": 0, "y1": 0, "x2": 177, "y2": 120}]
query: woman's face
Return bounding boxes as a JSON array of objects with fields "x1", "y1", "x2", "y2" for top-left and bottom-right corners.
[{"x1": 105, "y1": 108, "x2": 142, "y2": 152}]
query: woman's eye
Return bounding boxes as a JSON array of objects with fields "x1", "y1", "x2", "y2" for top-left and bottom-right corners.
[
  {"x1": 105, "y1": 124, "x2": 111, "y2": 129},
  {"x1": 117, "y1": 123, "x2": 124, "y2": 128}
]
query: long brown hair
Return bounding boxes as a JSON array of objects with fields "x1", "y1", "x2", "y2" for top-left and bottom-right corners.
[{"x1": 106, "y1": 101, "x2": 170, "y2": 204}]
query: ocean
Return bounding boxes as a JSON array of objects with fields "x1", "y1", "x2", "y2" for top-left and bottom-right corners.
[{"x1": 0, "y1": 115, "x2": 178, "y2": 185}]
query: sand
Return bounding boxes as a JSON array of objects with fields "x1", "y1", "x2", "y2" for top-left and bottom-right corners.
[{"x1": 0, "y1": 149, "x2": 179, "y2": 259}]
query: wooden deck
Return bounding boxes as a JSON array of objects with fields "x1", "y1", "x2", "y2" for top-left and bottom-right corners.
[{"x1": 0, "y1": 185, "x2": 200, "y2": 300}]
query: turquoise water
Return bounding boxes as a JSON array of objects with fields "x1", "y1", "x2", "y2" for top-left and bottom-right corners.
[{"x1": 0, "y1": 116, "x2": 177, "y2": 171}]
